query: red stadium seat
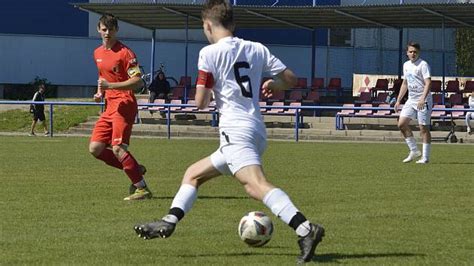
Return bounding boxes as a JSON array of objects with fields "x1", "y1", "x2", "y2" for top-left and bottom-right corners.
[
  {"x1": 354, "y1": 91, "x2": 372, "y2": 104},
  {"x1": 446, "y1": 80, "x2": 460, "y2": 93},
  {"x1": 266, "y1": 102, "x2": 285, "y2": 114},
  {"x1": 451, "y1": 105, "x2": 466, "y2": 118},
  {"x1": 449, "y1": 93, "x2": 463, "y2": 106},
  {"x1": 431, "y1": 104, "x2": 446, "y2": 118},
  {"x1": 355, "y1": 104, "x2": 373, "y2": 116},
  {"x1": 373, "y1": 103, "x2": 391, "y2": 116},
  {"x1": 286, "y1": 90, "x2": 303, "y2": 103},
  {"x1": 431, "y1": 80, "x2": 442, "y2": 93},
  {"x1": 311, "y1": 78, "x2": 324, "y2": 91}
]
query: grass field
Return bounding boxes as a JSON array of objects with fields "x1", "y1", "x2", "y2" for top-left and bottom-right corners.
[{"x1": 1, "y1": 136, "x2": 472, "y2": 265}]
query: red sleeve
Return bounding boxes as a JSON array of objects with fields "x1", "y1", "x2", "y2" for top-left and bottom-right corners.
[
  {"x1": 197, "y1": 70, "x2": 214, "y2": 89},
  {"x1": 123, "y1": 48, "x2": 141, "y2": 78}
]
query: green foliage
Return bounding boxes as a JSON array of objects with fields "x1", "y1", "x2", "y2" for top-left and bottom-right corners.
[
  {"x1": 3, "y1": 76, "x2": 57, "y2": 100},
  {"x1": 0, "y1": 104, "x2": 100, "y2": 132},
  {"x1": 0, "y1": 137, "x2": 472, "y2": 265},
  {"x1": 455, "y1": 28, "x2": 474, "y2": 76}
]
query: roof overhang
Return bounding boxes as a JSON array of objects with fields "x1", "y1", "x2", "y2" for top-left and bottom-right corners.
[{"x1": 73, "y1": 2, "x2": 474, "y2": 30}]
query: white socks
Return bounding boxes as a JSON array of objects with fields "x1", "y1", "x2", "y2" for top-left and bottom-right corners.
[
  {"x1": 263, "y1": 188, "x2": 299, "y2": 224},
  {"x1": 405, "y1": 137, "x2": 418, "y2": 152},
  {"x1": 422, "y1": 143, "x2": 431, "y2": 161},
  {"x1": 170, "y1": 184, "x2": 197, "y2": 213}
]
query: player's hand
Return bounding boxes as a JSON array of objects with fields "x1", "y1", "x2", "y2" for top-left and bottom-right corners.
[
  {"x1": 417, "y1": 100, "x2": 425, "y2": 110},
  {"x1": 98, "y1": 78, "x2": 110, "y2": 91},
  {"x1": 394, "y1": 101, "x2": 400, "y2": 113},
  {"x1": 93, "y1": 92, "x2": 103, "y2": 103},
  {"x1": 261, "y1": 79, "x2": 274, "y2": 99}
]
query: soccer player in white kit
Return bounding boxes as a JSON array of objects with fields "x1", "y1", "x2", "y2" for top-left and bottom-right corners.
[
  {"x1": 394, "y1": 42, "x2": 433, "y2": 164},
  {"x1": 134, "y1": 0, "x2": 324, "y2": 263}
]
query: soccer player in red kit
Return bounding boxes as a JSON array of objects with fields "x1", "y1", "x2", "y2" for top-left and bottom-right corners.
[{"x1": 89, "y1": 14, "x2": 152, "y2": 201}]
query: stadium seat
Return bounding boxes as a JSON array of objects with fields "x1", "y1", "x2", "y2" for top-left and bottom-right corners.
[
  {"x1": 259, "y1": 101, "x2": 267, "y2": 113},
  {"x1": 372, "y1": 92, "x2": 389, "y2": 105},
  {"x1": 431, "y1": 104, "x2": 447, "y2": 118},
  {"x1": 336, "y1": 104, "x2": 355, "y2": 116},
  {"x1": 355, "y1": 104, "x2": 373, "y2": 116},
  {"x1": 431, "y1": 80, "x2": 442, "y2": 93},
  {"x1": 451, "y1": 105, "x2": 466, "y2": 118},
  {"x1": 354, "y1": 91, "x2": 372, "y2": 104},
  {"x1": 294, "y1": 78, "x2": 307, "y2": 89},
  {"x1": 169, "y1": 99, "x2": 182, "y2": 111},
  {"x1": 187, "y1": 88, "x2": 196, "y2": 100},
  {"x1": 390, "y1": 79, "x2": 403, "y2": 92},
  {"x1": 284, "y1": 102, "x2": 301, "y2": 115},
  {"x1": 286, "y1": 90, "x2": 303, "y2": 103},
  {"x1": 373, "y1": 103, "x2": 391, "y2": 117},
  {"x1": 370, "y1": 78, "x2": 389, "y2": 97},
  {"x1": 449, "y1": 93, "x2": 463, "y2": 106},
  {"x1": 464, "y1": 80, "x2": 474, "y2": 93},
  {"x1": 169, "y1": 86, "x2": 184, "y2": 100},
  {"x1": 267, "y1": 90, "x2": 285, "y2": 103},
  {"x1": 178, "y1": 76, "x2": 192, "y2": 87},
  {"x1": 137, "y1": 98, "x2": 149, "y2": 110},
  {"x1": 197, "y1": 100, "x2": 216, "y2": 113},
  {"x1": 149, "y1": 99, "x2": 166, "y2": 112},
  {"x1": 310, "y1": 78, "x2": 324, "y2": 91},
  {"x1": 302, "y1": 91, "x2": 320, "y2": 105},
  {"x1": 266, "y1": 102, "x2": 285, "y2": 114},
  {"x1": 446, "y1": 80, "x2": 460, "y2": 94},
  {"x1": 181, "y1": 100, "x2": 198, "y2": 112},
  {"x1": 432, "y1": 94, "x2": 443, "y2": 105},
  {"x1": 327, "y1": 77, "x2": 342, "y2": 91}
]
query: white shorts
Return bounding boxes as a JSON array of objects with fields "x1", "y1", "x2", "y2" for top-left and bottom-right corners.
[
  {"x1": 210, "y1": 128, "x2": 267, "y2": 175},
  {"x1": 400, "y1": 98, "x2": 432, "y2": 125}
]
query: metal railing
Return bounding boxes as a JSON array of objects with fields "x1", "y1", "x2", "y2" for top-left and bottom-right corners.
[{"x1": 1, "y1": 100, "x2": 472, "y2": 142}]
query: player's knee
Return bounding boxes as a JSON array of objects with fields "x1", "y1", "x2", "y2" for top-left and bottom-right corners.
[
  {"x1": 111, "y1": 145, "x2": 127, "y2": 158},
  {"x1": 89, "y1": 144, "x2": 102, "y2": 157}
]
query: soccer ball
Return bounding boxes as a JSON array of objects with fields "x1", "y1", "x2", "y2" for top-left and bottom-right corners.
[{"x1": 238, "y1": 211, "x2": 273, "y2": 247}]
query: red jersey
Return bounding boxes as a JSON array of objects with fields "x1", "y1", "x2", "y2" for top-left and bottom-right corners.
[{"x1": 93, "y1": 41, "x2": 142, "y2": 102}]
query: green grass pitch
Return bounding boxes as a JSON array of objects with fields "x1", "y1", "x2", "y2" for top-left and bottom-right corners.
[{"x1": 1, "y1": 136, "x2": 472, "y2": 265}]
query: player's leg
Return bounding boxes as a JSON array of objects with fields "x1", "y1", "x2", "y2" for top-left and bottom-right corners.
[
  {"x1": 398, "y1": 102, "x2": 421, "y2": 162},
  {"x1": 466, "y1": 112, "x2": 473, "y2": 134},
  {"x1": 29, "y1": 117, "x2": 37, "y2": 136},
  {"x1": 134, "y1": 156, "x2": 222, "y2": 239},
  {"x1": 38, "y1": 112, "x2": 49, "y2": 135},
  {"x1": 111, "y1": 111, "x2": 152, "y2": 200},
  {"x1": 89, "y1": 117, "x2": 123, "y2": 170},
  {"x1": 416, "y1": 104, "x2": 432, "y2": 164},
  {"x1": 234, "y1": 166, "x2": 324, "y2": 263}
]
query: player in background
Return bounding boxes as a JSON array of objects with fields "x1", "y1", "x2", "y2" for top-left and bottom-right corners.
[
  {"x1": 134, "y1": 1, "x2": 324, "y2": 263},
  {"x1": 29, "y1": 83, "x2": 49, "y2": 136},
  {"x1": 394, "y1": 42, "x2": 433, "y2": 164},
  {"x1": 89, "y1": 14, "x2": 152, "y2": 200}
]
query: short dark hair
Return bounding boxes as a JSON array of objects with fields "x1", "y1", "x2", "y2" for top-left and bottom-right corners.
[
  {"x1": 202, "y1": 0, "x2": 235, "y2": 32},
  {"x1": 98, "y1": 13, "x2": 118, "y2": 29},
  {"x1": 407, "y1": 41, "x2": 421, "y2": 51}
]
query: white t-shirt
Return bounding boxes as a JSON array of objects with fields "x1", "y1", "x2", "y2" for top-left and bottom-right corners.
[
  {"x1": 403, "y1": 58, "x2": 432, "y2": 101},
  {"x1": 198, "y1": 36, "x2": 286, "y2": 135},
  {"x1": 469, "y1": 96, "x2": 474, "y2": 109}
]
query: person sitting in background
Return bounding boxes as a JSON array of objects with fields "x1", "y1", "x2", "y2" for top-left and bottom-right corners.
[
  {"x1": 29, "y1": 83, "x2": 49, "y2": 136},
  {"x1": 466, "y1": 93, "x2": 474, "y2": 135},
  {"x1": 148, "y1": 71, "x2": 170, "y2": 103}
]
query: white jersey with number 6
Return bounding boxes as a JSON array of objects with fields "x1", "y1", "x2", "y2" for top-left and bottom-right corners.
[{"x1": 198, "y1": 36, "x2": 286, "y2": 135}]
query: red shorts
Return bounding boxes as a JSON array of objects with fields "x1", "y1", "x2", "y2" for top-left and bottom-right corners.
[{"x1": 90, "y1": 98, "x2": 137, "y2": 146}]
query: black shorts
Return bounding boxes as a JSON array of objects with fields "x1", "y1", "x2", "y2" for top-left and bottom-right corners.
[{"x1": 33, "y1": 111, "x2": 46, "y2": 122}]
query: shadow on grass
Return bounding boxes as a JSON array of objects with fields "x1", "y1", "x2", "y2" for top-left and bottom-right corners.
[
  {"x1": 313, "y1": 252, "x2": 425, "y2": 263},
  {"x1": 431, "y1": 162, "x2": 474, "y2": 165},
  {"x1": 151, "y1": 195, "x2": 248, "y2": 200}
]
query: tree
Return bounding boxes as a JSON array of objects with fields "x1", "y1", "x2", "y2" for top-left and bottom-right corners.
[{"x1": 455, "y1": 28, "x2": 474, "y2": 77}]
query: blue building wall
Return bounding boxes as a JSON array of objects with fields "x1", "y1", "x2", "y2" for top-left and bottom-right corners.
[{"x1": 0, "y1": 0, "x2": 88, "y2": 36}]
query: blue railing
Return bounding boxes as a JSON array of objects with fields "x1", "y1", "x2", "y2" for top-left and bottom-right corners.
[{"x1": 0, "y1": 100, "x2": 472, "y2": 142}]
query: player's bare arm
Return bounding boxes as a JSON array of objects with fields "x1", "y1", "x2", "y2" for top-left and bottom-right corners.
[
  {"x1": 195, "y1": 86, "x2": 212, "y2": 110},
  {"x1": 261, "y1": 68, "x2": 297, "y2": 98},
  {"x1": 98, "y1": 76, "x2": 144, "y2": 91},
  {"x1": 394, "y1": 79, "x2": 408, "y2": 112},
  {"x1": 417, "y1": 78, "x2": 431, "y2": 110}
]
